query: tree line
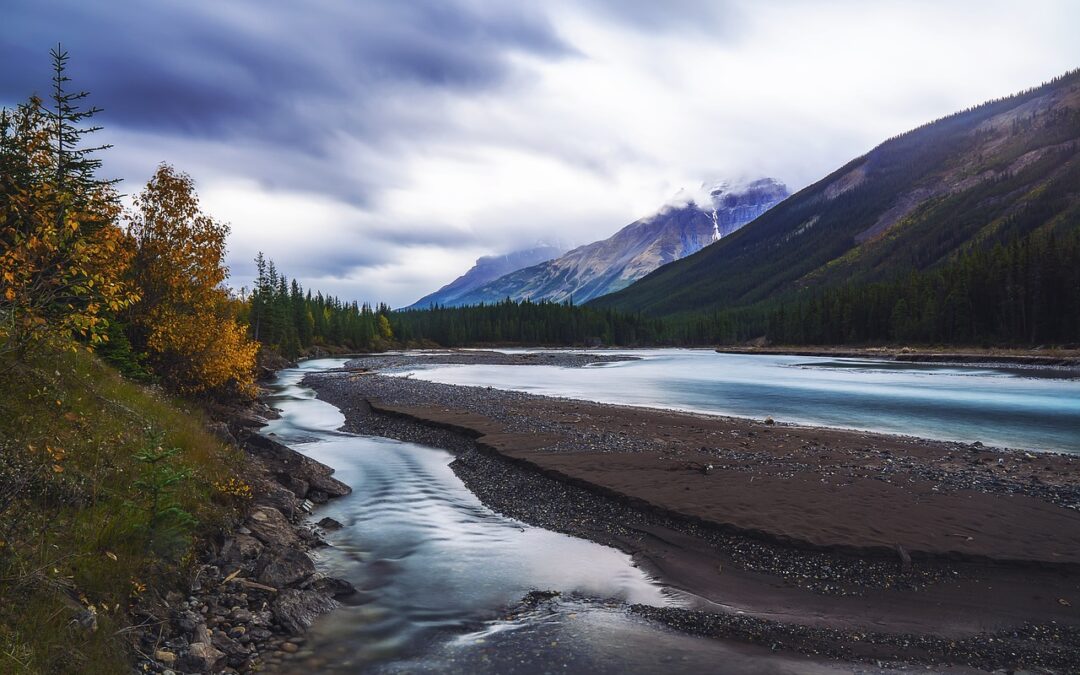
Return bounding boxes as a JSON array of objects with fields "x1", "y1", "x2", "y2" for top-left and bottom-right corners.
[
  {"x1": 767, "y1": 230, "x2": 1080, "y2": 346},
  {"x1": 242, "y1": 252, "x2": 393, "y2": 359}
]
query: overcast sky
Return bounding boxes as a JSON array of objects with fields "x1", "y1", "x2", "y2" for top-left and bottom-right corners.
[{"x1": 3, "y1": 1, "x2": 1078, "y2": 306}]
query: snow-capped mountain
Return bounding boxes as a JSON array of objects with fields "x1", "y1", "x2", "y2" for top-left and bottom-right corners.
[{"x1": 436, "y1": 178, "x2": 788, "y2": 307}]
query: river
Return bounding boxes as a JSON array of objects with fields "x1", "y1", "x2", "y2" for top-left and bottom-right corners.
[
  {"x1": 392, "y1": 349, "x2": 1080, "y2": 454},
  {"x1": 262, "y1": 358, "x2": 862, "y2": 674}
]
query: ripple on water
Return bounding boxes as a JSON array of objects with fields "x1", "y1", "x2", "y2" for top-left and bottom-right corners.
[{"x1": 263, "y1": 359, "x2": 860, "y2": 674}]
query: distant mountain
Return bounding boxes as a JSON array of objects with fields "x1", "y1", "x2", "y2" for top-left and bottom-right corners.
[
  {"x1": 405, "y1": 244, "x2": 563, "y2": 309},
  {"x1": 444, "y1": 178, "x2": 788, "y2": 306},
  {"x1": 591, "y1": 69, "x2": 1080, "y2": 317}
]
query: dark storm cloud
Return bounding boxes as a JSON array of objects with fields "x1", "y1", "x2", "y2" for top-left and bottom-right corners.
[{"x1": 0, "y1": 0, "x2": 572, "y2": 146}]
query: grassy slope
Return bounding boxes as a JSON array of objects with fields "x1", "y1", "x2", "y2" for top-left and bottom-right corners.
[
  {"x1": 590, "y1": 69, "x2": 1080, "y2": 317},
  {"x1": 0, "y1": 346, "x2": 245, "y2": 673}
]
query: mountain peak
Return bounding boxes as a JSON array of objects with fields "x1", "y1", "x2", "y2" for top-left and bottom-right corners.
[{"x1": 427, "y1": 176, "x2": 788, "y2": 307}]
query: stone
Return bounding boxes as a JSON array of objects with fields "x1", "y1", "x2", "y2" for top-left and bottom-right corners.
[
  {"x1": 258, "y1": 549, "x2": 315, "y2": 588},
  {"x1": 276, "y1": 473, "x2": 311, "y2": 499},
  {"x1": 230, "y1": 607, "x2": 253, "y2": 623},
  {"x1": 312, "y1": 575, "x2": 357, "y2": 598},
  {"x1": 180, "y1": 642, "x2": 226, "y2": 672},
  {"x1": 246, "y1": 506, "x2": 299, "y2": 548},
  {"x1": 272, "y1": 589, "x2": 338, "y2": 633},
  {"x1": 222, "y1": 534, "x2": 265, "y2": 564},
  {"x1": 244, "y1": 434, "x2": 351, "y2": 499},
  {"x1": 155, "y1": 649, "x2": 177, "y2": 665},
  {"x1": 281, "y1": 641, "x2": 299, "y2": 653},
  {"x1": 316, "y1": 517, "x2": 343, "y2": 531},
  {"x1": 174, "y1": 609, "x2": 203, "y2": 634},
  {"x1": 212, "y1": 632, "x2": 249, "y2": 658}
]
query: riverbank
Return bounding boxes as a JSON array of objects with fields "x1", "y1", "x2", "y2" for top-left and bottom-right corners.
[
  {"x1": 715, "y1": 345, "x2": 1080, "y2": 371},
  {"x1": 305, "y1": 350, "x2": 1080, "y2": 672},
  {"x1": 132, "y1": 399, "x2": 358, "y2": 674}
]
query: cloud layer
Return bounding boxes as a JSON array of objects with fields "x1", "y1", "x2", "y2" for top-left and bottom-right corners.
[{"x1": 3, "y1": 0, "x2": 1078, "y2": 306}]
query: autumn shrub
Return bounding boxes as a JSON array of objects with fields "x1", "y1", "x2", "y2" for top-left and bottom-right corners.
[{"x1": 125, "y1": 164, "x2": 259, "y2": 398}]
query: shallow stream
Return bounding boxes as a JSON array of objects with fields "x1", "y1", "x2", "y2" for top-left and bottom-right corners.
[{"x1": 263, "y1": 358, "x2": 855, "y2": 674}]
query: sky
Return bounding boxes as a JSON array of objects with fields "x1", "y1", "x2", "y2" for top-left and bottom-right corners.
[{"x1": 3, "y1": 1, "x2": 1079, "y2": 307}]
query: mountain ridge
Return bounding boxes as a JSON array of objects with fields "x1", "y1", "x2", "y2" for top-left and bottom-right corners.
[
  {"x1": 590, "y1": 68, "x2": 1080, "y2": 317},
  {"x1": 441, "y1": 178, "x2": 788, "y2": 306}
]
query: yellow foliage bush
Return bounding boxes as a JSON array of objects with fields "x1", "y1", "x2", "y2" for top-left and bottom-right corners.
[{"x1": 126, "y1": 164, "x2": 258, "y2": 397}]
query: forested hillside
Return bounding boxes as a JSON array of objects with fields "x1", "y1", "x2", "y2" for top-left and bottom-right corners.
[{"x1": 591, "y1": 69, "x2": 1080, "y2": 323}]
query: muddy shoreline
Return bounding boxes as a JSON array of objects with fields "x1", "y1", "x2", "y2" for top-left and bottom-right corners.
[{"x1": 305, "y1": 350, "x2": 1080, "y2": 672}]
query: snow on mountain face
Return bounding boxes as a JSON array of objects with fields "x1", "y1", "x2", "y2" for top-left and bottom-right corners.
[
  {"x1": 706, "y1": 178, "x2": 791, "y2": 239},
  {"x1": 442, "y1": 177, "x2": 789, "y2": 307}
]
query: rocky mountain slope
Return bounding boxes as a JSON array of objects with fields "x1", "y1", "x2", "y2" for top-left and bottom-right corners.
[
  {"x1": 443, "y1": 178, "x2": 787, "y2": 306},
  {"x1": 405, "y1": 244, "x2": 563, "y2": 309},
  {"x1": 591, "y1": 69, "x2": 1080, "y2": 316}
]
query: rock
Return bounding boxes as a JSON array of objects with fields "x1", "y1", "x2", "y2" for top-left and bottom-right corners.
[
  {"x1": 307, "y1": 488, "x2": 330, "y2": 504},
  {"x1": 244, "y1": 434, "x2": 351, "y2": 499},
  {"x1": 230, "y1": 607, "x2": 253, "y2": 623},
  {"x1": 252, "y1": 481, "x2": 302, "y2": 519},
  {"x1": 212, "y1": 632, "x2": 249, "y2": 659},
  {"x1": 194, "y1": 622, "x2": 213, "y2": 645},
  {"x1": 272, "y1": 589, "x2": 338, "y2": 634},
  {"x1": 174, "y1": 609, "x2": 203, "y2": 634},
  {"x1": 246, "y1": 506, "x2": 299, "y2": 548},
  {"x1": 180, "y1": 642, "x2": 226, "y2": 673},
  {"x1": 221, "y1": 534, "x2": 265, "y2": 565},
  {"x1": 154, "y1": 649, "x2": 177, "y2": 665},
  {"x1": 316, "y1": 517, "x2": 343, "y2": 531},
  {"x1": 281, "y1": 641, "x2": 299, "y2": 653},
  {"x1": 276, "y1": 474, "x2": 311, "y2": 499},
  {"x1": 258, "y1": 549, "x2": 316, "y2": 588},
  {"x1": 311, "y1": 575, "x2": 357, "y2": 598},
  {"x1": 763, "y1": 416, "x2": 775, "y2": 425}
]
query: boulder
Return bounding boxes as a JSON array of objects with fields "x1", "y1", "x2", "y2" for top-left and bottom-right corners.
[
  {"x1": 246, "y1": 506, "x2": 299, "y2": 549},
  {"x1": 221, "y1": 534, "x2": 264, "y2": 564},
  {"x1": 276, "y1": 473, "x2": 311, "y2": 499},
  {"x1": 244, "y1": 434, "x2": 351, "y2": 500},
  {"x1": 258, "y1": 549, "x2": 315, "y2": 588},
  {"x1": 272, "y1": 589, "x2": 338, "y2": 634},
  {"x1": 316, "y1": 517, "x2": 343, "y2": 531},
  {"x1": 311, "y1": 575, "x2": 357, "y2": 598},
  {"x1": 179, "y1": 642, "x2": 225, "y2": 673},
  {"x1": 252, "y1": 481, "x2": 301, "y2": 519}
]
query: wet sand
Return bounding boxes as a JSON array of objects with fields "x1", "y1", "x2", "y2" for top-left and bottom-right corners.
[{"x1": 305, "y1": 350, "x2": 1080, "y2": 671}]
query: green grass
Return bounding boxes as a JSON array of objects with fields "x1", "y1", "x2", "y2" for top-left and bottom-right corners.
[{"x1": 0, "y1": 344, "x2": 247, "y2": 673}]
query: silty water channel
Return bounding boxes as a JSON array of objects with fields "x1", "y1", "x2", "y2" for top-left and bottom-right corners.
[{"x1": 262, "y1": 358, "x2": 864, "y2": 674}]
